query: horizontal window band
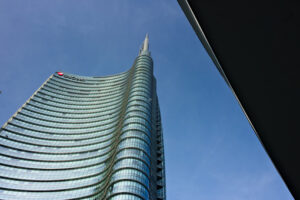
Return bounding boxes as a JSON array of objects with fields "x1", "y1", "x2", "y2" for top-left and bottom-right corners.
[
  {"x1": 0, "y1": 130, "x2": 116, "y2": 148},
  {"x1": 0, "y1": 138, "x2": 117, "y2": 155},
  {"x1": 0, "y1": 136, "x2": 116, "y2": 155},
  {"x1": 18, "y1": 109, "x2": 121, "y2": 124},
  {"x1": 106, "y1": 180, "x2": 149, "y2": 200},
  {"x1": 47, "y1": 79, "x2": 128, "y2": 93},
  {"x1": 25, "y1": 102, "x2": 122, "y2": 115},
  {"x1": 109, "y1": 194, "x2": 143, "y2": 200},
  {"x1": 108, "y1": 193, "x2": 144, "y2": 200},
  {"x1": 44, "y1": 83, "x2": 126, "y2": 97},
  {"x1": 0, "y1": 146, "x2": 110, "y2": 162},
  {"x1": 30, "y1": 97, "x2": 123, "y2": 111},
  {"x1": 35, "y1": 92, "x2": 124, "y2": 106},
  {"x1": 52, "y1": 72, "x2": 129, "y2": 85},
  {"x1": 3, "y1": 122, "x2": 117, "y2": 140},
  {"x1": 22, "y1": 106, "x2": 121, "y2": 121},
  {"x1": 10, "y1": 117, "x2": 119, "y2": 131},
  {"x1": 37, "y1": 90, "x2": 124, "y2": 104},
  {"x1": 41, "y1": 85, "x2": 125, "y2": 99},
  {"x1": 111, "y1": 166, "x2": 150, "y2": 181},
  {"x1": 109, "y1": 178, "x2": 149, "y2": 196},
  {"x1": 51, "y1": 75, "x2": 129, "y2": 87},
  {"x1": 4, "y1": 121, "x2": 118, "y2": 137}
]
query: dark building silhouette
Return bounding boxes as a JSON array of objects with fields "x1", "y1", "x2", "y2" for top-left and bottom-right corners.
[{"x1": 178, "y1": 0, "x2": 300, "y2": 198}]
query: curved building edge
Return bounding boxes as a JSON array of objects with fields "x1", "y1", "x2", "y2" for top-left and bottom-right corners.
[{"x1": 0, "y1": 52, "x2": 166, "y2": 200}]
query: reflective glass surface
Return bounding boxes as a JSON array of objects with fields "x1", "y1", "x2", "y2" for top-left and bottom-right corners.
[{"x1": 0, "y1": 54, "x2": 165, "y2": 199}]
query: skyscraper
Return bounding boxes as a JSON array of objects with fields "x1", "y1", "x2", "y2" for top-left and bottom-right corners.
[{"x1": 0, "y1": 35, "x2": 166, "y2": 200}]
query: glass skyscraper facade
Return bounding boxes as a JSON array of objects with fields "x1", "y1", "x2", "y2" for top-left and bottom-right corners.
[{"x1": 0, "y1": 35, "x2": 166, "y2": 200}]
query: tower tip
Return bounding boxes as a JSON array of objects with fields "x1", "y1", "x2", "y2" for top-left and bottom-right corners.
[{"x1": 139, "y1": 33, "x2": 150, "y2": 55}]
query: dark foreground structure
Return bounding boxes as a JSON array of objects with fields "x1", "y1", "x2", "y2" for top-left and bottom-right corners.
[
  {"x1": 178, "y1": 0, "x2": 300, "y2": 198},
  {"x1": 0, "y1": 35, "x2": 166, "y2": 200}
]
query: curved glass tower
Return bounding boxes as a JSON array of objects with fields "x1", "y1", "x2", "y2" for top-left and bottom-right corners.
[{"x1": 0, "y1": 35, "x2": 166, "y2": 200}]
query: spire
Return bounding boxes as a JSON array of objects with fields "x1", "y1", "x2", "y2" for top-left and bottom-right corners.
[
  {"x1": 139, "y1": 33, "x2": 150, "y2": 56},
  {"x1": 143, "y1": 33, "x2": 149, "y2": 51}
]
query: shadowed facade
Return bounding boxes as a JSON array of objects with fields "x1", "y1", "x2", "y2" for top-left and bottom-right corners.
[{"x1": 177, "y1": 0, "x2": 300, "y2": 198}]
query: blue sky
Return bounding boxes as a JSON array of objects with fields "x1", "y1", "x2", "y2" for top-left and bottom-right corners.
[{"x1": 0, "y1": 1, "x2": 293, "y2": 199}]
